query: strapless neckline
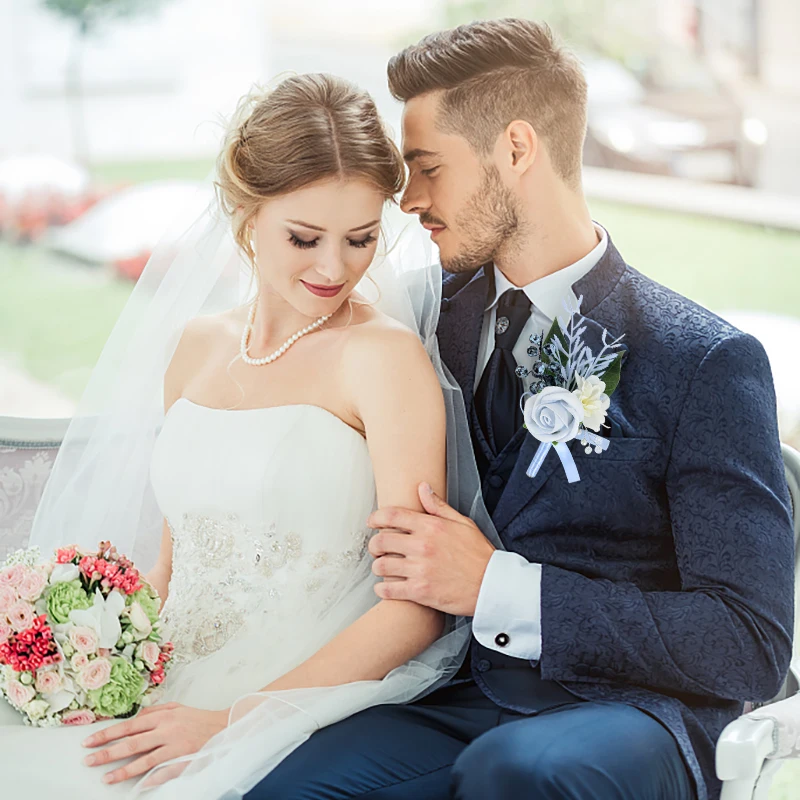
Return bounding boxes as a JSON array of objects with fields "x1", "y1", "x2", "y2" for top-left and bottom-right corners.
[{"x1": 166, "y1": 396, "x2": 367, "y2": 444}]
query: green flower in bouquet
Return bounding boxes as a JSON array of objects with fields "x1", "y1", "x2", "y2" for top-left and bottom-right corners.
[
  {"x1": 46, "y1": 579, "x2": 91, "y2": 624},
  {"x1": 125, "y1": 587, "x2": 160, "y2": 625},
  {"x1": 87, "y1": 657, "x2": 145, "y2": 717}
]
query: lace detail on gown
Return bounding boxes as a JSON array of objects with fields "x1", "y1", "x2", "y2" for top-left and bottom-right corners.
[{"x1": 160, "y1": 511, "x2": 372, "y2": 665}]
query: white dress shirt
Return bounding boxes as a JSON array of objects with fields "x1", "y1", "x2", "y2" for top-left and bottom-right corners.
[{"x1": 471, "y1": 225, "x2": 608, "y2": 661}]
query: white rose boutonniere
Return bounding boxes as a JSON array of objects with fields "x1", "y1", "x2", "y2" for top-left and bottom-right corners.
[
  {"x1": 518, "y1": 296, "x2": 626, "y2": 482},
  {"x1": 523, "y1": 387, "x2": 584, "y2": 444}
]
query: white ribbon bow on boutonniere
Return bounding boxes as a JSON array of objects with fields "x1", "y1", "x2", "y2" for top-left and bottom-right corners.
[{"x1": 518, "y1": 296, "x2": 626, "y2": 483}]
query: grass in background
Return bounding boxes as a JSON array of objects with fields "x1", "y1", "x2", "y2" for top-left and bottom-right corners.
[
  {"x1": 91, "y1": 158, "x2": 214, "y2": 185},
  {"x1": 590, "y1": 198, "x2": 800, "y2": 320},
  {"x1": 0, "y1": 244, "x2": 132, "y2": 399}
]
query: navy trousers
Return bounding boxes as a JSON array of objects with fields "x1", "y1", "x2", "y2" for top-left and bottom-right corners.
[{"x1": 245, "y1": 678, "x2": 695, "y2": 799}]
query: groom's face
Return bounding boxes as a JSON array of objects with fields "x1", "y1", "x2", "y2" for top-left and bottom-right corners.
[{"x1": 400, "y1": 92, "x2": 521, "y2": 274}]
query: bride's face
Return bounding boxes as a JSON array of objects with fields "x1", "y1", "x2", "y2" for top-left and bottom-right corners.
[{"x1": 250, "y1": 178, "x2": 384, "y2": 317}]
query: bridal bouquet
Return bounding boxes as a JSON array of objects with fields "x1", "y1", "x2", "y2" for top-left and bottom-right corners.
[{"x1": 0, "y1": 541, "x2": 173, "y2": 727}]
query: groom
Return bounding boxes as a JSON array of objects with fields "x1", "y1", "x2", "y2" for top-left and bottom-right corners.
[{"x1": 248, "y1": 19, "x2": 795, "y2": 800}]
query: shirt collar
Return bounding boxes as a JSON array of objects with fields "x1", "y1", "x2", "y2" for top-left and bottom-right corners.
[{"x1": 486, "y1": 223, "x2": 608, "y2": 321}]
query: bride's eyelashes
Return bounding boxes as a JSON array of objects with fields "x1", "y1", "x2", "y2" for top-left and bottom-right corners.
[
  {"x1": 349, "y1": 234, "x2": 377, "y2": 249},
  {"x1": 289, "y1": 233, "x2": 318, "y2": 250},
  {"x1": 288, "y1": 233, "x2": 378, "y2": 250}
]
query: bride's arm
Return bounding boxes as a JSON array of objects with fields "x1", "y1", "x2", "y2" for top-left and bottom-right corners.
[
  {"x1": 257, "y1": 322, "x2": 447, "y2": 691},
  {"x1": 144, "y1": 520, "x2": 172, "y2": 611}
]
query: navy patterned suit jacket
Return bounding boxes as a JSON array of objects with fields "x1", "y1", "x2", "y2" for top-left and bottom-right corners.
[{"x1": 436, "y1": 233, "x2": 795, "y2": 800}]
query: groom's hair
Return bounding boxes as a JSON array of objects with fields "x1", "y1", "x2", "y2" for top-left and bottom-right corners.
[{"x1": 388, "y1": 18, "x2": 587, "y2": 188}]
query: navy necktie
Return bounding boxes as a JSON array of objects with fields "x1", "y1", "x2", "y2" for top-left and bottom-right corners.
[{"x1": 475, "y1": 289, "x2": 532, "y2": 456}]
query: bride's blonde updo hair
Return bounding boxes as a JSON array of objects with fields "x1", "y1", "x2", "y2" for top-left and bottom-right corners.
[{"x1": 215, "y1": 73, "x2": 406, "y2": 267}]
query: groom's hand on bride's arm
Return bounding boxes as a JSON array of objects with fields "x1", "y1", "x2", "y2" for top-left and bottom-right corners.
[
  {"x1": 368, "y1": 482, "x2": 496, "y2": 616},
  {"x1": 81, "y1": 702, "x2": 229, "y2": 786}
]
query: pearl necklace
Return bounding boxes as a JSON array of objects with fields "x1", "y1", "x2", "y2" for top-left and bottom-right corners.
[{"x1": 240, "y1": 300, "x2": 332, "y2": 366}]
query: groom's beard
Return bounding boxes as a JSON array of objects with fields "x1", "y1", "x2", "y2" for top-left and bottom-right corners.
[{"x1": 441, "y1": 165, "x2": 523, "y2": 274}]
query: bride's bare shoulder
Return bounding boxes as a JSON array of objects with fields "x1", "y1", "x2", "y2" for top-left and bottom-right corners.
[
  {"x1": 164, "y1": 310, "x2": 240, "y2": 406},
  {"x1": 187, "y1": 307, "x2": 244, "y2": 339},
  {"x1": 172, "y1": 312, "x2": 232, "y2": 361},
  {"x1": 340, "y1": 302, "x2": 436, "y2": 394},
  {"x1": 339, "y1": 302, "x2": 445, "y2": 452},
  {"x1": 341, "y1": 302, "x2": 424, "y2": 354}
]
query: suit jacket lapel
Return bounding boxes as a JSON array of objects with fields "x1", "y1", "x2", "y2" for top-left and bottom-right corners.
[{"x1": 436, "y1": 267, "x2": 491, "y2": 426}]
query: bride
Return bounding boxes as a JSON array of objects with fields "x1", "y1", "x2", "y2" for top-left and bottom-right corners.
[{"x1": 0, "y1": 74, "x2": 493, "y2": 797}]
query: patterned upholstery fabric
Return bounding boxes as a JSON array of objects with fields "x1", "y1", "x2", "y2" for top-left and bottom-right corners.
[
  {"x1": 748, "y1": 692, "x2": 800, "y2": 760},
  {"x1": 0, "y1": 418, "x2": 67, "y2": 561}
]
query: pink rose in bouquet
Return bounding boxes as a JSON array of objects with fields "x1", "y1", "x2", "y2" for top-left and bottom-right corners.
[
  {"x1": 5, "y1": 677, "x2": 35, "y2": 708},
  {"x1": 77, "y1": 657, "x2": 113, "y2": 691},
  {"x1": 71, "y1": 653, "x2": 89, "y2": 670},
  {"x1": 17, "y1": 569, "x2": 48, "y2": 602},
  {"x1": 7, "y1": 600, "x2": 36, "y2": 632},
  {"x1": 0, "y1": 623, "x2": 12, "y2": 645},
  {"x1": 0, "y1": 564, "x2": 26, "y2": 588},
  {"x1": 34, "y1": 669, "x2": 62, "y2": 694},
  {"x1": 0, "y1": 587, "x2": 16, "y2": 615},
  {"x1": 68, "y1": 626, "x2": 99, "y2": 655},
  {"x1": 62, "y1": 709, "x2": 96, "y2": 726}
]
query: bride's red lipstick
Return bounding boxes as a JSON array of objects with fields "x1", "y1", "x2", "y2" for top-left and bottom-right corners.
[{"x1": 301, "y1": 281, "x2": 345, "y2": 298}]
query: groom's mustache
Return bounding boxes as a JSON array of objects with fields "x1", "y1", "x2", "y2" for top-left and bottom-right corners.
[{"x1": 419, "y1": 213, "x2": 447, "y2": 228}]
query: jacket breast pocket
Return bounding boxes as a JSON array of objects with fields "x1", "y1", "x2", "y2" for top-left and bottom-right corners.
[{"x1": 573, "y1": 437, "x2": 663, "y2": 463}]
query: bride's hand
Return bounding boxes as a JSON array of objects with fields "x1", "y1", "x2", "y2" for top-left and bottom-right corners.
[{"x1": 81, "y1": 702, "x2": 229, "y2": 786}]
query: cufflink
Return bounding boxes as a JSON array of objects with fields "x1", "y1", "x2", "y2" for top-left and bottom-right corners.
[{"x1": 495, "y1": 632, "x2": 510, "y2": 647}]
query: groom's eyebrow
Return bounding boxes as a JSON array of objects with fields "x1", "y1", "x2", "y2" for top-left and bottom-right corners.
[
  {"x1": 286, "y1": 219, "x2": 381, "y2": 232},
  {"x1": 403, "y1": 148, "x2": 441, "y2": 163}
]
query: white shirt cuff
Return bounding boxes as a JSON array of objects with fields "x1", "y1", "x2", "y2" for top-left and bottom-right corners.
[{"x1": 472, "y1": 550, "x2": 542, "y2": 661}]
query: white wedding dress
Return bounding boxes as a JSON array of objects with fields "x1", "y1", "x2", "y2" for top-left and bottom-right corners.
[{"x1": 0, "y1": 397, "x2": 395, "y2": 797}]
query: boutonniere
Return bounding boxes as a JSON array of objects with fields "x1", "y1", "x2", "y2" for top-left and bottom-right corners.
[{"x1": 517, "y1": 296, "x2": 625, "y2": 483}]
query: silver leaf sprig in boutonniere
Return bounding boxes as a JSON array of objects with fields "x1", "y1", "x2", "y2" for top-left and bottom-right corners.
[{"x1": 517, "y1": 295, "x2": 626, "y2": 483}]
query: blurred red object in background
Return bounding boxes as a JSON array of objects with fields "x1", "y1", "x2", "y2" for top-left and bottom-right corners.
[
  {"x1": 0, "y1": 155, "x2": 94, "y2": 243},
  {"x1": 114, "y1": 251, "x2": 152, "y2": 281},
  {"x1": 0, "y1": 186, "x2": 113, "y2": 244},
  {"x1": 13, "y1": 192, "x2": 50, "y2": 243}
]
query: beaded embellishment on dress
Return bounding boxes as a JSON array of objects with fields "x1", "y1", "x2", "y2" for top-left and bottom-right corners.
[{"x1": 160, "y1": 512, "x2": 372, "y2": 664}]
